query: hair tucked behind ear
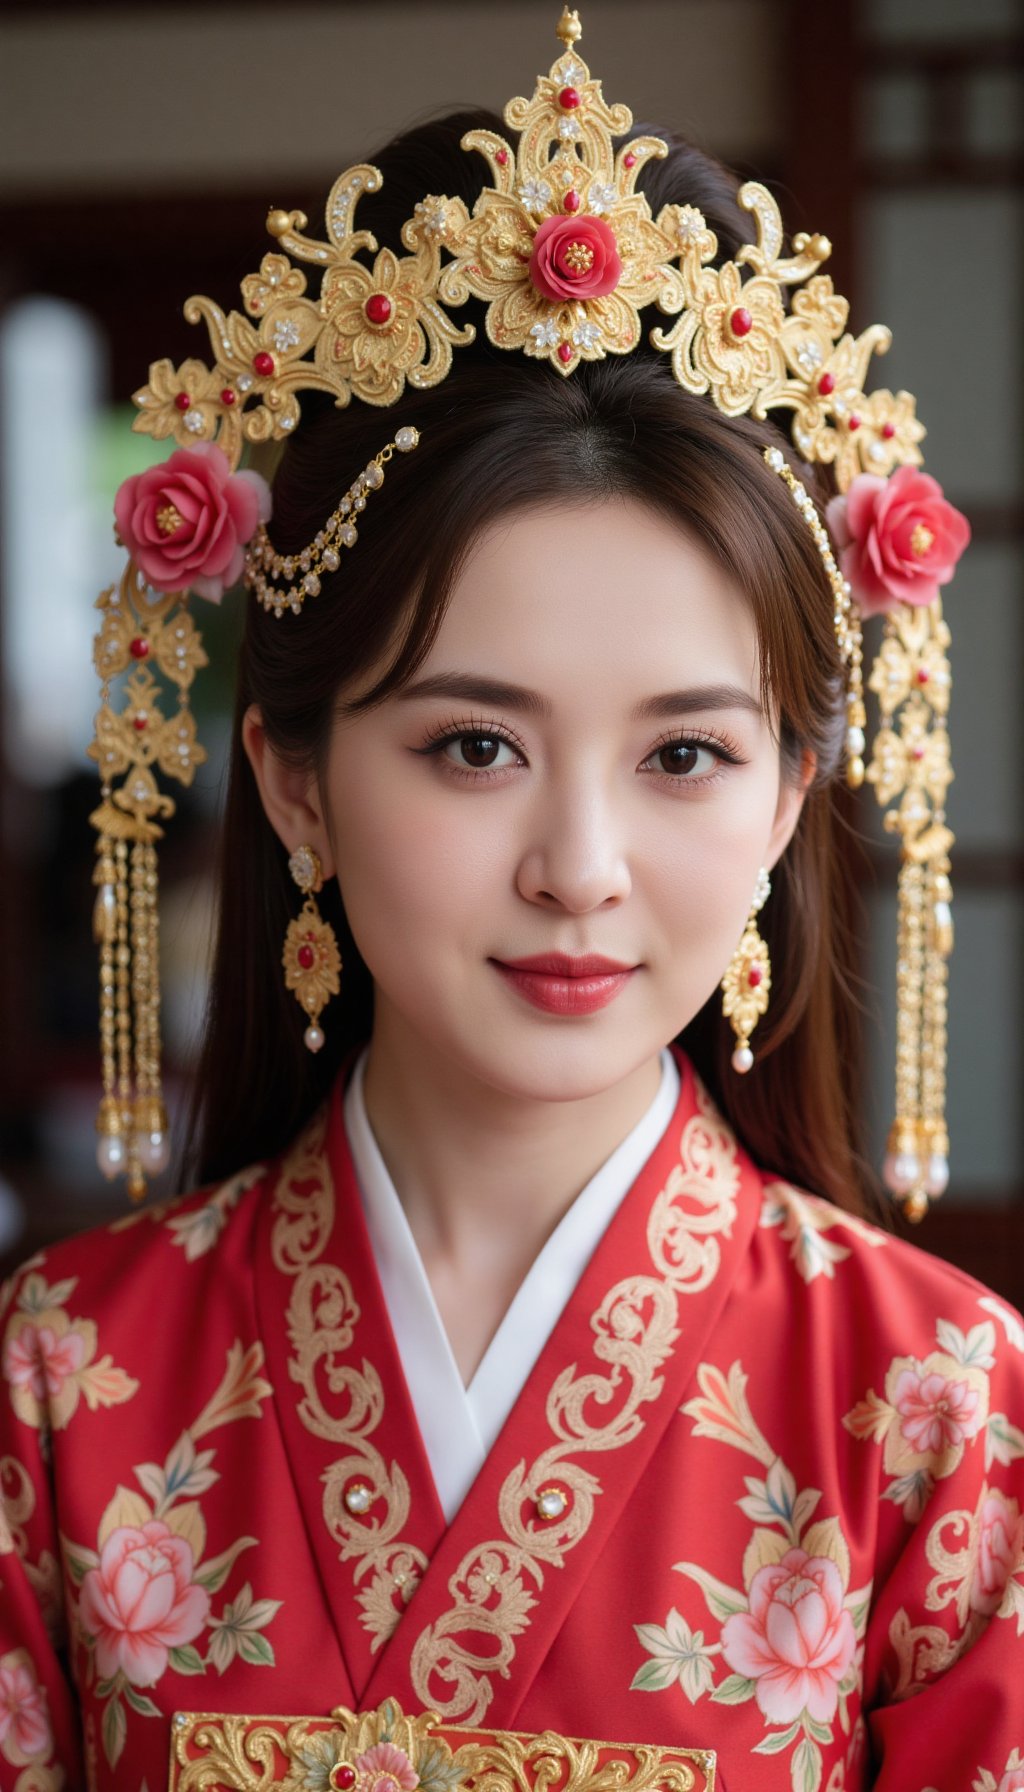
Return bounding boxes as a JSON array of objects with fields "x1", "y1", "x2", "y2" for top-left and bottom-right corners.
[{"x1": 181, "y1": 109, "x2": 879, "y2": 1221}]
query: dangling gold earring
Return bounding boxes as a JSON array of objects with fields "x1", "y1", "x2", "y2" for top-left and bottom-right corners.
[
  {"x1": 722, "y1": 866, "x2": 772, "y2": 1074},
  {"x1": 282, "y1": 846, "x2": 342, "y2": 1053}
]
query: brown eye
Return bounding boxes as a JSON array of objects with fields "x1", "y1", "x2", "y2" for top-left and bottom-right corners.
[
  {"x1": 655, "y1": 740, "x2": 717, "y2": 778},
  {"x1": 660, "y1": 742, "x2": 699, "y2": 775},
  {"x1": 445, "y1": 733, "x2": 508, "y2": 769}
]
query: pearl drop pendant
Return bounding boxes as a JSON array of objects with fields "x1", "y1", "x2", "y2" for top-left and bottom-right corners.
[
  {"x1": 96, "y1": 1133, "x2": 126, "y2": 1178},
  {"x1": 882, "y1": 1150, "x2": 921, "y2": 1196}
]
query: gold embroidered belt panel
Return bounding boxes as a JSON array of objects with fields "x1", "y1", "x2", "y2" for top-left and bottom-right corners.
[{"x1": 168, "y1": 1696, "x2": 716, "y2": 1791}]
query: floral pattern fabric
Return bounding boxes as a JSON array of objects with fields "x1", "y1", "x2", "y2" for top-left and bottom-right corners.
[{"x1": 0, "y1": 1043, "x2": 1022, "y2": 1791}]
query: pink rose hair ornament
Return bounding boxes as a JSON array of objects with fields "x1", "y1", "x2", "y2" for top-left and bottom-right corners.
[
  {"x1": 113, "y1": 442, "x2": 271, "y2": 604},
  {"x1": 90, "y1": 4, "x2": 967, "y2": 1219}
]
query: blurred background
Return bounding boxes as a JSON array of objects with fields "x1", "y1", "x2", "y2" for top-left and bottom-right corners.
[{"x1": 0, "y1": 0, "x2": 1021, "y2": 1297}]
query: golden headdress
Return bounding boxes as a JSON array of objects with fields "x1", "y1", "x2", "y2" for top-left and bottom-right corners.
[{"x1": 91, "y1": 6, "x2": 967, "y2": 1216}]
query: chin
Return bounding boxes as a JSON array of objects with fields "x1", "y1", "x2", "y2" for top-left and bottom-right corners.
[{"x1": 460, "y1": 1027, "x2": 663, "y2": 1103}]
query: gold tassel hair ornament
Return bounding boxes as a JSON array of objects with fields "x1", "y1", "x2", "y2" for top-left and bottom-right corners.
[
  {"x1": 89, "y1": 574, "x2": 208, "y2": 1200},
  {"x1": 92, "y1": 4, "x2": 969, "y2": 1212}
]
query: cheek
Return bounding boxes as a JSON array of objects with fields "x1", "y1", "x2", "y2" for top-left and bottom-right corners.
[
  {"x1": 641, "y1": 762, "x2": 780, "y2": 999},
  {"x1": 648, "y1": 757, "x2": 779, "y2": 899},
  {"x1": 325, "y1": 753, "x2": 501, "y2": 957}
]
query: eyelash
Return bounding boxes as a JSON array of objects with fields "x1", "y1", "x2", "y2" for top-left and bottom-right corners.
[{"x1": 414, "y1": 713, "x2": 746, "y2": 790}]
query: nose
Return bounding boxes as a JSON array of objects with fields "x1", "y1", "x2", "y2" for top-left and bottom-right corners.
[{"x1": 515, "y1": 779, "x2": 632, "y2": 912}]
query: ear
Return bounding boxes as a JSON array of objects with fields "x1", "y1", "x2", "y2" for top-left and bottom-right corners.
[
  {"x1": 764, "y1": 746, "x2": 817, "y2": 872},
  {"x1": 241, "y1": 705, "x2": 337, "y2": 878}
]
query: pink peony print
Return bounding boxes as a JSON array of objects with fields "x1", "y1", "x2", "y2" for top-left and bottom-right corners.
[
  {"x1": 971, "y1": 1490, "x2": 1024, "y2": 1617},
  {"x1": 2, "y1": 1322, "x2": 86, "y2": 1403},
  {"x1": 721, "y1": 1547, "x2": 856, "y2": 1725},
  {"x1": 892, "y1": 1366, "x2": 983, "y2": 1456},
  {"x1": 529, "y1": 214, "x2": 622, "y2": 302},
  {"x1": 355, "y1": 1742, "x2": 420, "y2": 1792},
  {"x1": 114, "y1": 441, "x2": 271, "y2": 602},
  {"x1": 79, "y1": 1520, "x2": 210, "y2": 1686},
  {"x1": 0, "y1": 1656, "x2": 51, "y2": 1763},
  {"x1": 998, "y1": 1772, "x2": 1024, "y2": 1792},
  {"x1": 825, "y1": 466, "x2": 969, "y2": 617}
]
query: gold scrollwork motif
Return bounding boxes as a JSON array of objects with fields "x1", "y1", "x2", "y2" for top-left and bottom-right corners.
[
  {"x1": 271, "y1": 1119, "x2": 428, "y2": 1648},
  {"x1": 169, "y1": 1696, "x2": 716, "y2": 1791},
  {"x1": 408, "y1": 1078, "x2": 739, "y2": 1724},
  {"x1": 645, "y1": 1082, "x2": 741, "y2": 1294},
  {"x1": 461, "y1": 1733, "x2": 709, "y2": 1792},
  {"x1": 269, "y1": 1105, "x2": 336, "y2": 1276}
]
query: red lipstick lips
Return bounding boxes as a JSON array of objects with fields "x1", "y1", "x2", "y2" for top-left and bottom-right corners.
[
  {"x1": 496, "y1": 952, "x2": 635, "y2": 975},
  {"x1": 491, "y1": 952, "x2": 638, "y2": 1015}
]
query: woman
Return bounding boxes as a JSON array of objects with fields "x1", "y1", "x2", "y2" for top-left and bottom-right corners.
[{"x1": 2, "y1": 15, "x2": 1021, "y2": 1790}]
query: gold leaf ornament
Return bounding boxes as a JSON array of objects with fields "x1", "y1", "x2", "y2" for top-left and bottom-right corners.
[
  {"x1": 283, "y1": 899, "x2": 342, "y2": 1032},
  {"x1": 720, "y1": 921, "x2": 771, "y2": 1060}
]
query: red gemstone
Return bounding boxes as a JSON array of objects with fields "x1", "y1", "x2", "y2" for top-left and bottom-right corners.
[
  {"x1": 221, "y1": 387, "x2": 237, "y2": 406},
  {"x1": 133, "y1": 714, "x2": 148, "y2": 732},
  {"x1": 174, "y1": 392, "x2": 191, "y2": 412},
  {"x1": 912, "y1": 745, "x2": 925, "y2": 760},
  {"x1": 730, "y1": 307, "x2": 753, "y2": 338},
  {"x1": 817, "y1": 372, "x2": 835, "y2": 396},
  {"x1": 848, "y1": 413, "x2": 861, "y2": 431},
  {"x1": 297, "y1": 944, "x2": 316, "y2": 970},
  {"x1": 495, "y1": 148, "x2": 509, "y2": 166},
  {"x1": 305, "y1": 930, "x2": 316, "y2": 940},
  {"x1": 747, "y1": 965, "x2": 764, "y2": 988},
  {"x1": 882, "y1": 422, "x2": 896, "y2": 439},
  {"x1": 333, "y1": 1770, "x2": 357, "y2": 1791},
  {"x1": 558, "y1": 342, "x2": 573, "y2": 364},
  {"x1": 129, "y1": 637, "x2": 150, "y2": 660},
  {"x1": 564, "y1": 189, "x2": 581, "y2": 213},
  {"x1": 365, "y1": 293, "x2": 393, "y2": 324},
  {"x1": 253, "y1": 351, "x2": 275, "y2": 377},
  {"x1": 558, "y1": 86, "x2": 581, "y2": 109},
  {"x1": 624, "y1": 152, "x2": 637, "y2": 169},
  {"x1": 916, "y1": 668, "x2": 930, "y2": 685}
]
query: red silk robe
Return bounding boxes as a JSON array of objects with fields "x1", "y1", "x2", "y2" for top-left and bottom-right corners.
[{"x1": 2, "y1": 1044, "x2": 1023, "y2": 1791}]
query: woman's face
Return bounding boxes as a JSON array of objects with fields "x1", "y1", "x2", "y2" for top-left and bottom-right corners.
[{"x1": 263, "y1": 497, "x2": 811, "y2": 1102}]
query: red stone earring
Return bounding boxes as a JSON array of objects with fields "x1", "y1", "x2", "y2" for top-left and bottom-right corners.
[
  {"x1": 722, "y1": 866, "x2": 772, "y2": 1074},
  {"x1": 282, "y1": 846, "x2": 342, "y2": 1053}
]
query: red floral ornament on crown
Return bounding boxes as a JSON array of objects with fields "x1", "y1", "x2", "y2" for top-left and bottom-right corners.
[
  {"x1": 529, "y1": 214, "x2": 622, "y2": 302},
  {"x1": 114, "y1": 442, "x2": 271, "y2": 603},
  {"x1": 825, "y1": 465, "x2": 970, "y2": 618}
]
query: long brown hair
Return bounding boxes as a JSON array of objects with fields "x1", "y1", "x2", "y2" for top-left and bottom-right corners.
[{"x1": 183, "y1": 112, "x2": 878, "y2": 1217}]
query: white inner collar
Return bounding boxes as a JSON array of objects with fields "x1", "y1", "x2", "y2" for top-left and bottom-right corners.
[{"x1": 343, "y1": 1045, "x2": 680, "y2": 1522}]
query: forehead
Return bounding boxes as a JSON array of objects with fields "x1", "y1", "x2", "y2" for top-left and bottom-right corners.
[{"x1": 428, "y1": 497, "x2": 761, "y2": 705}]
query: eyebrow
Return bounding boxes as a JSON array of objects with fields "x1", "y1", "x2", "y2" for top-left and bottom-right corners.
[{"x1": 395, "y1": 672, "x2": 765, "y2": 723}]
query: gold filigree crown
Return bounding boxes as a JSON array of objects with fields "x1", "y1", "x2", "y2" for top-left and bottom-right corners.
[{"x1": 130, "y1": 6, "x2": 921, "y2": 496}]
